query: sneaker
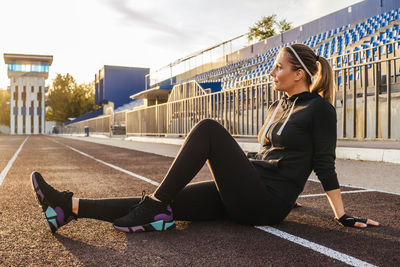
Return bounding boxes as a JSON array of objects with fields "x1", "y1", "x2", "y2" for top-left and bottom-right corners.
[
  {"x1": 31, "y1": 171, "x2": 77, "y2": 233},
  {"x1": 113, "y1": 192, "x2": 175, "y2": 233}
]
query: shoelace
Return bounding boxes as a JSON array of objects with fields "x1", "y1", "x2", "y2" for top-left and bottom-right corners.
[
  {"x1": 128, "y1": 191, "x2": 148, "y2": 218},
  {"x1": 41, "y1": 178, "x2": 73, "y2": 204}
]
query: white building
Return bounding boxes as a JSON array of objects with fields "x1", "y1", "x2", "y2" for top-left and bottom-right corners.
[{"x1": 3, "y1": 54, "x2": 53, "y2": 135}]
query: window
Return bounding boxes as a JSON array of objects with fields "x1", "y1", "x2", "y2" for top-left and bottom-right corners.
[
  {"x1": 38, "y1": 92, "x2": 42, "y2": 106},
  {"x1": 39, "y1": 115, "x2": 42, "y2": 133},
  {"x1": 14, "y1": 86, "x2": 18, "y2": 101},
  {"x1": 31, "y1": 64, "x2": 40, "y2": 72},
  {"x1": 40, "y1": 62, "x2": 49, "y2": 73},
  {"x1": 31, "y1": 115, "x2": 34, "y2": 133},
  {"x1": 31, "y1": 86, "x2": 34, "y2": 93},
  {"x1": 22, "y1": 86, "x2": 26, "y2": 106},
  {"x1": 23, "y1": 113, "x2": 26, "y2": 133},
  {"x1": 14, "y1": 115, "x2": 17, "y2": 133}
]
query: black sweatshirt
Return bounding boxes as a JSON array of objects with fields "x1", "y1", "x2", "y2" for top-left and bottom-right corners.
[{"x1": 250, "y1": 91, "x2": 339, "y2": 206}]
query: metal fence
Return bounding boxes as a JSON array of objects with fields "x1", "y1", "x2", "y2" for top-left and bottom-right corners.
[
  {"x1": 126, "y1": 79, "x2": 278, "y2": 137},
  {"x1": 113, "y1": 111, "x2": 127, "y2": 126},
  {"x1": 333, "y1": 40, "x2": 400, "y2": 139},
  {"x1": 59, "y1": 115, "x2": 111, "y2": 135},
  {"x1": 61, "y1": 40, "x2": 400, "y2": 140}
]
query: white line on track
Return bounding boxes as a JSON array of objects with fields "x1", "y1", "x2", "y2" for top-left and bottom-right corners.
[
  {"x1": 255, "y1": 226, "x2": 377, "y2": 267},
  {"x1": 299, "y1": 189, "x2": 376, "y2": 198},
  {"x1": 50, "y1": 138, "x2": 160, "y2": 186},
  {"x1": 0, "y1": 137, "x2": 29, "y2": 187},
  {"x1": 308, "y1": 178, "x2": 400, "y2": 196},
  {"x1": 49, "y1": 137, "x2": 376, "y2": 267}
]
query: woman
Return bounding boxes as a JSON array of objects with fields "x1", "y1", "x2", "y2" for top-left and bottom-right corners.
[{"x1": 32, "y1": 44, "x2": 379, "y2": 233}]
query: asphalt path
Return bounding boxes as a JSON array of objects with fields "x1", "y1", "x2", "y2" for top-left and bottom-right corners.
[{"x1": 0, "y1": 135, "x2": 399, "y2": 266}]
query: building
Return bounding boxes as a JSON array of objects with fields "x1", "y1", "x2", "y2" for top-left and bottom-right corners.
[
  {"x1": 95, "y1": 65, "x2": 149, "y2": 109},
  {"x1": 3, "y1": 53, "x2": 53, "y2": 135}
]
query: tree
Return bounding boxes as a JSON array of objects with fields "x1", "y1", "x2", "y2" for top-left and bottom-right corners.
[
  {"x1": 70, "y1": 82, "x2": 97, "y2": 119},
  {"x1": 46, "y1": 73, "x2": 98, "y2": 123},
  {"x1": 277, "y1": 19, "x2": 292, "y2": 33},
  {"x1": 0, "y1": 89, "x2": 10, "y2": 127},
  {"x1": 248, "y1": 15, "x2": 277, "y2": 42},
  {"x1": 248, "y1": 15, "x2": 292, "y2": 42}
]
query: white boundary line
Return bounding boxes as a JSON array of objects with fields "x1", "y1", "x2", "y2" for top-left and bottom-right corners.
[
  {"x1": 0, "y1": 137, "x2": 29, "y2": 186},
  {"x1": 308, "y1": 178, "x2": 400, "y2": 196},
  {"x1": 300, "y1": 189, "x2": 376, "y2": 198},
  {"x1": 50, "y1": 139, "x2": 159, "y2": 186},
  {"x1": 255, "y1": 226, "x2": 376, "y2": 267},
  {"x1": 48, "y1": 137, "x2": 376, "y2": 267}
]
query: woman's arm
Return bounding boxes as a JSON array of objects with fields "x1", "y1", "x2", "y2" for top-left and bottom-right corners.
[
  {"x1": 325, "y1": 189, "x2": 379, "y2": 227},
  {"x1": 325, "y1": 189, "x2": 345, "y2": 218}
]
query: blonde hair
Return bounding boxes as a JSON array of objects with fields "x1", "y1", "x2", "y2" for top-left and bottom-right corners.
[{"x1": 284, "y1": 44, "x2": 334, "y2": 104}]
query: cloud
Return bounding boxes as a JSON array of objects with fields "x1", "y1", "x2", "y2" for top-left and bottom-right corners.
[{"x1": 103, "y1": 0, "x2": 188, "y2": 38}]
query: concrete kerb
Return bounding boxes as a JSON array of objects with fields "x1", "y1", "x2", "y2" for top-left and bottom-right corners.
[
  {"x1": 335, "y1": 147, "x2": 400, "y2": 164},
  {"x1": 58, "y1": 134, "x2": 400, "y2": 164},
  {"x1": 126, "y1": 136, "x2": 400, "y2": 164}
]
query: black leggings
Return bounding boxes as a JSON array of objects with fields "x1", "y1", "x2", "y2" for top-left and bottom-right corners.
[{"x1": 78, "y1": 119, "x2": 291, "y2": 225}]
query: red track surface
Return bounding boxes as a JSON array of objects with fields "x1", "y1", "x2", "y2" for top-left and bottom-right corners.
[{"x1": 0, "y1": 135, "x2": 399, "y2": 266}]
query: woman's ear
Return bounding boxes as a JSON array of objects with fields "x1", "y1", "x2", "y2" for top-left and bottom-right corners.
[{"x1": 294, "y1": 69, "x2": 305, "y2": 81}]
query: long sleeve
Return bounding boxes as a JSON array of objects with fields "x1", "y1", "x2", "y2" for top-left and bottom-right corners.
[{"x1": 311, "y1": 99, "x2": 340, "y2": 191}]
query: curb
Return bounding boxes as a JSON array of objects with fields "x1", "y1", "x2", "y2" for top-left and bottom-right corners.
[
  {"x1": 125, "y1": 136, "x2": 400, "y2": 164},
  {"x1": 59, "y1": 134, "x2": 400, "y2": 164}
]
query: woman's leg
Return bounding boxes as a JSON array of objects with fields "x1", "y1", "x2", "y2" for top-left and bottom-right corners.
[
  {"x1": 152, "y1": 119, "x2": 285, "y2": 224},
  {"x1": 77, "y1": 181, "x2": 228, "y2": 222}
]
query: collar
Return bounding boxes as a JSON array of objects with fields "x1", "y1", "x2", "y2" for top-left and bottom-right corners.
[{"x1": 285, "y1": 91, "x2": 319, "y2": 101}]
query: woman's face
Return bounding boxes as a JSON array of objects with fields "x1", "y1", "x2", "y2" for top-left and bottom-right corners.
[{"x1": 270, "y1": 50, "x2": 301, "y2": 93}]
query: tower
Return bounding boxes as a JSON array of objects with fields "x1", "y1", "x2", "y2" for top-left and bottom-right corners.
[{"x1": 3, "y1": 54, "x2": 53, "y2": 135}]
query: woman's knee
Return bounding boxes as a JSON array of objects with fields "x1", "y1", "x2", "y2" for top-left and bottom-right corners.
[
  {"x1": 197, "y1": 118, "x2": 220, "y2": 127},
  {"x1": 194, "y1": 119, "x2": 225, "y2": 133}
]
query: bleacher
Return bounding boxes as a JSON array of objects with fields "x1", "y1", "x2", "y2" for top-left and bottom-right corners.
[
  {"x1": 114, "y1": 99, "x2": 144, "y2": 113},
  {"x1": 180, "y1": 8, "x2": 400, "y2": 91},
  {"x1": 62, "y1": 2, "x2": 400, "y2": 140}
]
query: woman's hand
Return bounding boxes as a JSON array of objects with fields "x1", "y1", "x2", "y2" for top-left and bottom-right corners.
[
  {"x1": 325, "y1": 189, "x2": 380, "y2": 228},
  {"x1": 334, "y1": 214, "x2": 380, "y2": 228}
]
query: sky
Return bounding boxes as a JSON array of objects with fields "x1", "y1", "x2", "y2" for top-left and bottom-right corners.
[{"x1": 0, "y1": 0, "x2": 362, "y2": 90}]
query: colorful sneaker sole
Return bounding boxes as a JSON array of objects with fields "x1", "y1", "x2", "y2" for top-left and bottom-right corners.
[
  {"x1": 113, "y1": 220, "x2": 176, "y2": 233},
  {"x1": 31, "y1": 172, "x2": 60, "y2": 233}
]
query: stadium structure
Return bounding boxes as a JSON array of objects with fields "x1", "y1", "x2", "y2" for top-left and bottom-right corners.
[
  {"x1": 3, "y1": 53, "x2": 53, "y2": 135},
  {"x1": 60, "y1": 0, "x2": 400, "y2": 140}
]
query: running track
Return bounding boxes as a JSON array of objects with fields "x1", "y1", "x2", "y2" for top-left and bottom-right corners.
[{"x1": 0, "y1": 135, "x2": 399, "y2": 266}]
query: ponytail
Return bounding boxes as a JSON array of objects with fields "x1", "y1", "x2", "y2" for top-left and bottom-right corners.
[
  {"x1": 311, "y1": 56, "x2": 334, "y2": 104},
  {"x1": 284, "y1": 44, "x2": 334, "y2": 104}
]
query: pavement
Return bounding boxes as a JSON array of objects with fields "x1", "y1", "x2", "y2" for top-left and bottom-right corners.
[{"x1": 0, "y1": 135, "x2": 399, "y2": 266}]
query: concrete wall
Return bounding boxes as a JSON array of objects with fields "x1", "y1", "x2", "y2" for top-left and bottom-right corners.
[{"x1": 95, "y1": 66, "x2": 150, "y2": 108}]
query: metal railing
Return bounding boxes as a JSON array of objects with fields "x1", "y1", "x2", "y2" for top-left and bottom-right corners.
[
  {"x1": 332, "y1": 40, "x2": 400, "y2": 139},
  {"x1": 59, "y1": 115, "x2": 111, "y2": 135},
  {"x1": 125, "y1": 79, "x2": 279, "y2": 137},
  {"x1": 61, "y1": 40, "x2": 400, "y2": 140},
  {"x1": 113, "y1": 111, "x2": 127, "y2": 126}
]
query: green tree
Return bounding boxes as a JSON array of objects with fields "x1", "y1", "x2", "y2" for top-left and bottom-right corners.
[
  {"x1": 277, "y1": 19, "x2": 292, "y2": 33},
  {"x1": 46, "y1": 73, "x2": 98, "y2": 123},
  {"x1": 0, "y1": 89, "x2": 10, "y2": 127},
  {"x1": 248, "y1": 15, "x2": 277, "y2": 42},
  {"x1": 70, "y1": 82, "x2": 97, "y2": 118},
  {"x1": 248, "y1": 15, "x2": 292, "y2": 42}
]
